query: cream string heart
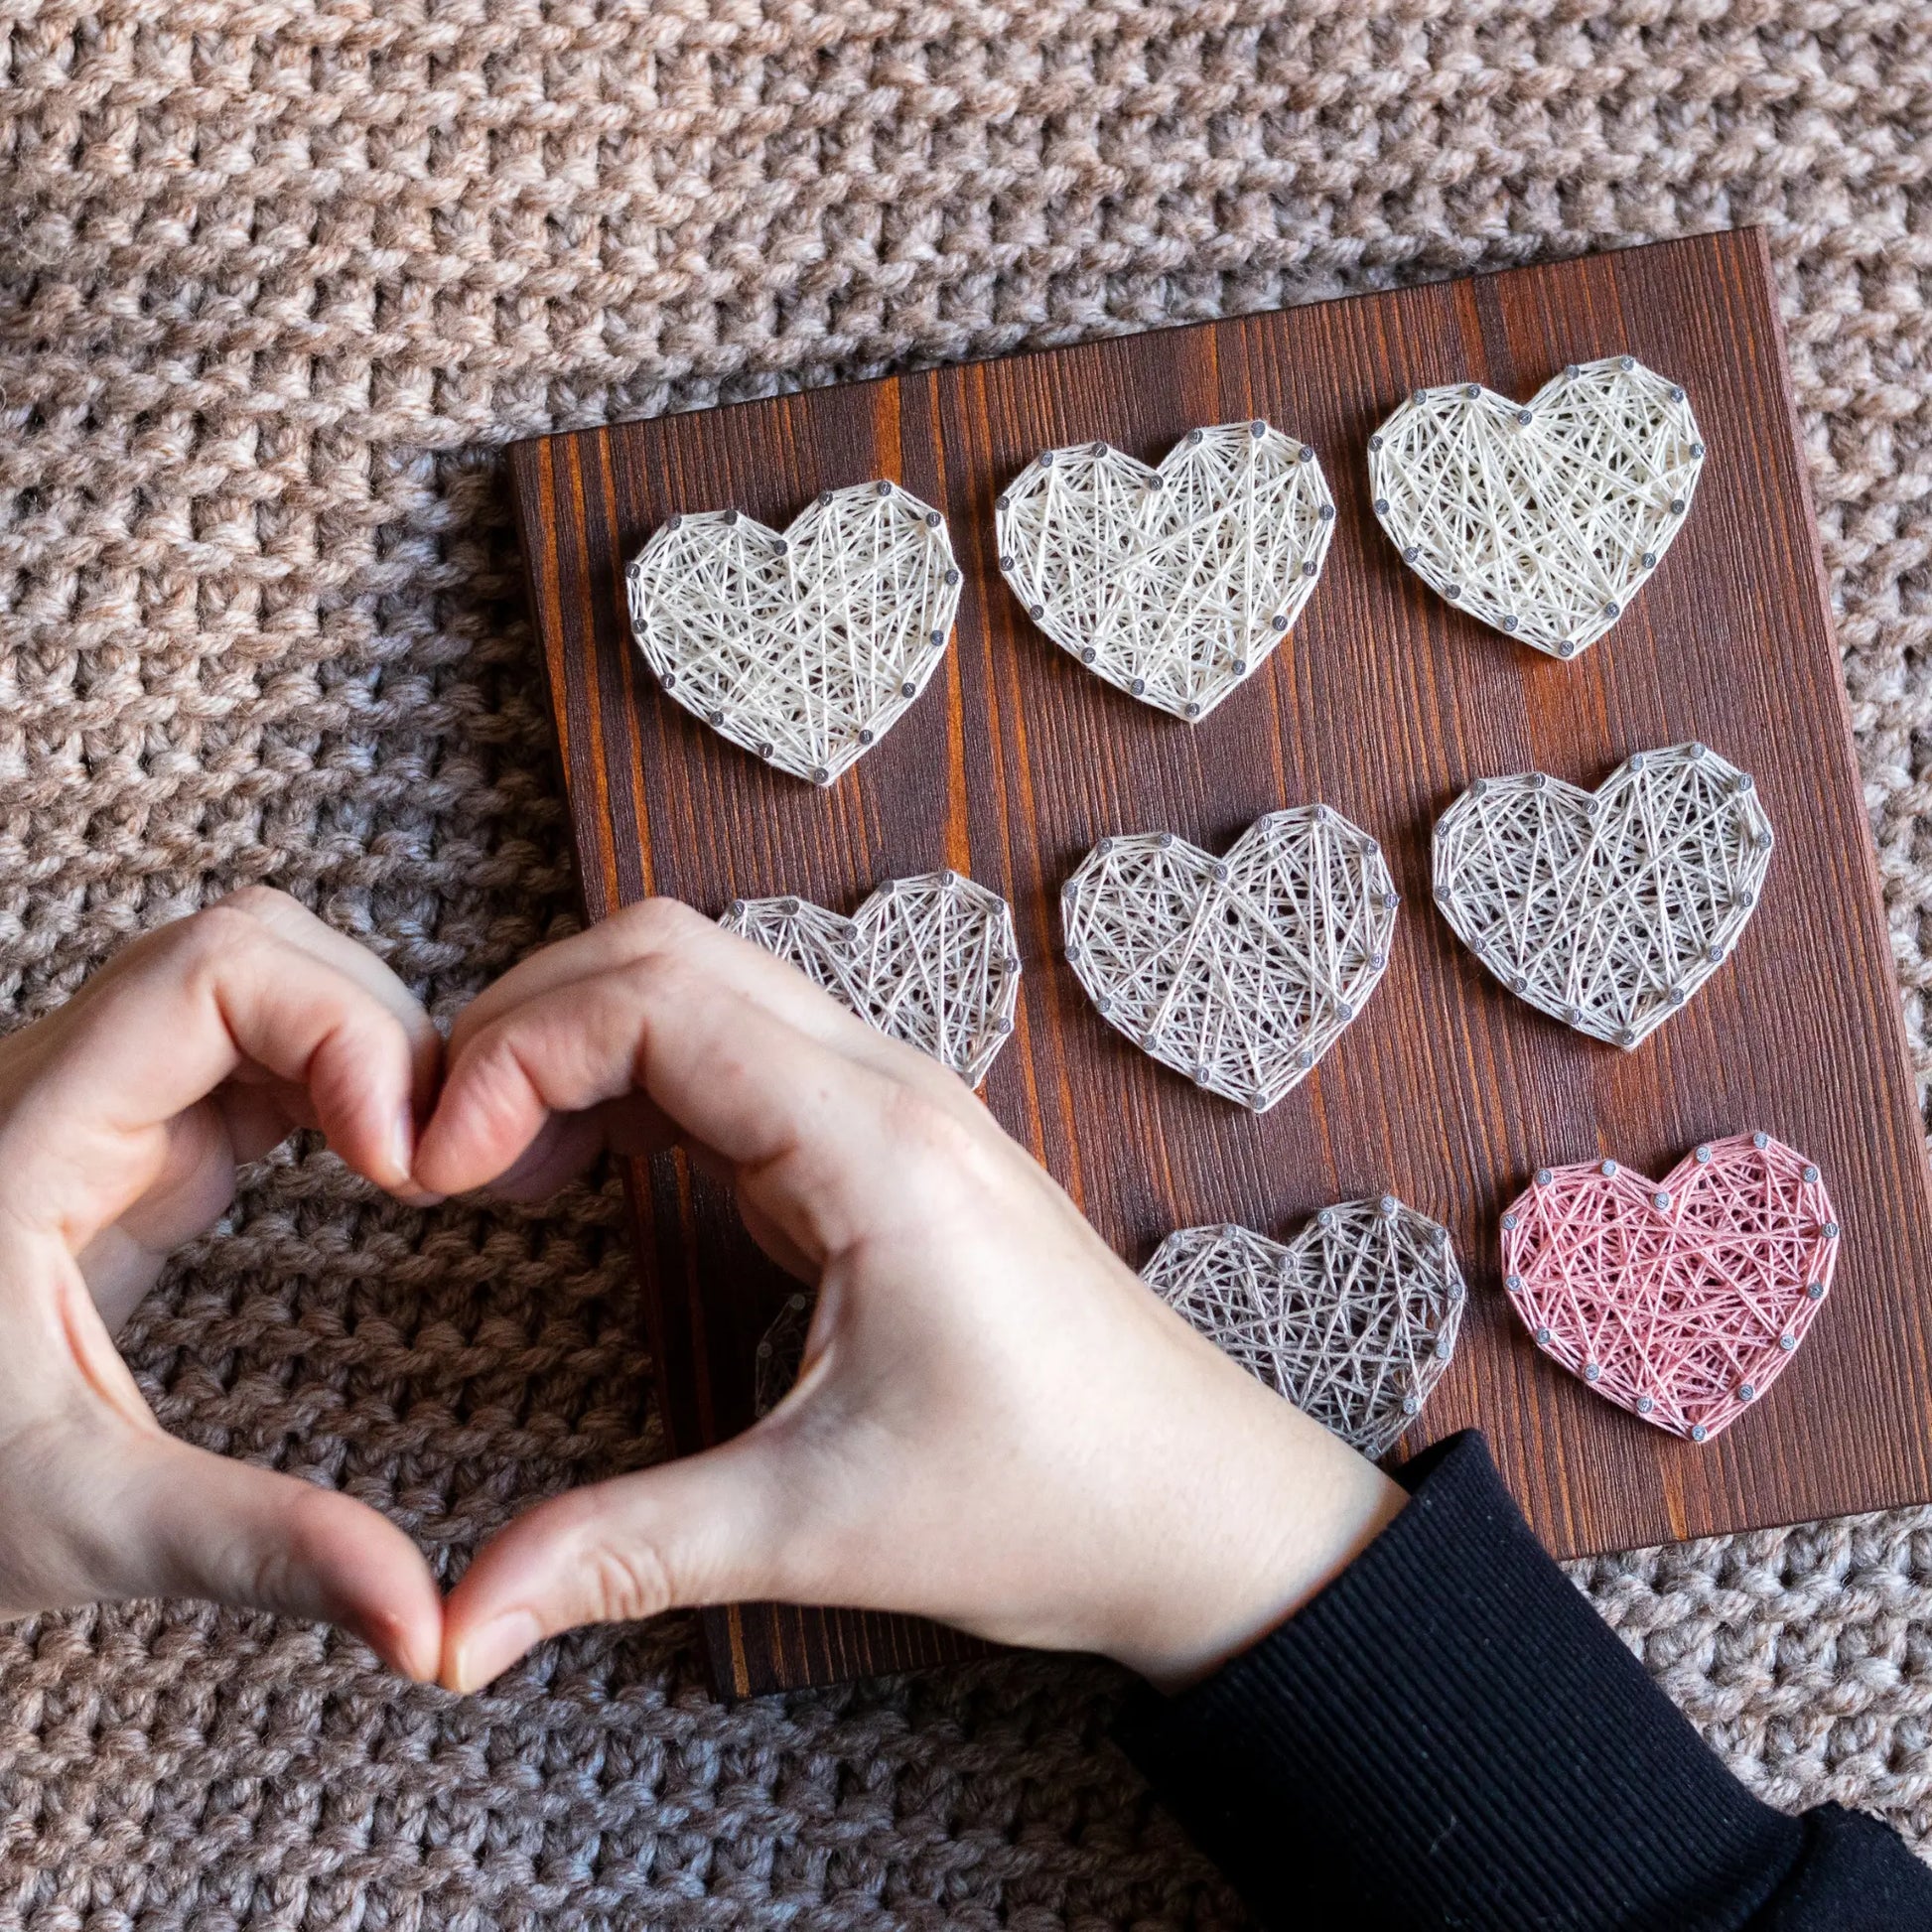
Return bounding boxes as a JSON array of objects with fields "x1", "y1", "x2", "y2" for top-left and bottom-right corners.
[
  {"x1": 1061, "y1": 807, "x2": 1398, "y2": 1112},
  {"x1": 995, "y1": 422, "x2": 1336, "y2": 720},
  {"x1": 1433, "y1": 742, "x2": 1772, "y2": 1048},
  {"x1": 720, "y1": 869, "x2": 1021, "y2": 1087},
  {"x1": 1500, "y1": 1132, "x2": 1841, "y2": 1443},
  {"x1": 1144, "y1": 1197, "x2": 1465, "y2": 1456},
  {"x1": 625, "y1": 480, "x2": 961, "y2": 786},
  {"x1": 1368, "y1": 355, "x2": 1706, "y2": 657}
]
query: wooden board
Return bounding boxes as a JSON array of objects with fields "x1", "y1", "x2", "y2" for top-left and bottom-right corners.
[{"x1": 509, "y1": 228, "x2": 1932, "y2": 1700}]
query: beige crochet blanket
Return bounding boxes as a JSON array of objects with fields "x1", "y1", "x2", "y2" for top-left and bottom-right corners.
[{"x1": 2, "y1": 3, "x2": 1928, "y2": 1923}]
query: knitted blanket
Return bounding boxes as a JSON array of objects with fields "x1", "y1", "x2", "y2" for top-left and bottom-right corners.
[{"x1": 1, "y1": 4, "x2": 1928, "y2": 1923}]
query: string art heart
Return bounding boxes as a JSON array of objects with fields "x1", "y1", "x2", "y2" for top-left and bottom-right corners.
[
  {"x1": 1433, "y1": 742, "x2": 1773, "y2": 1048},
  {"x1": 1144, "y1": 1197, "x2": 1465, "y2": 1455},
  {"x1": 1368, "y1": 356, "x2": 1706, "y2": 657},
  {"x1": 1500, "y1": 1133, "x2": 1841, "y2": 1443},
  {"x1": 720, "y1": 870, "x2": 1021, "y2": 1087},
  {"x1": 625, "y1": 480, "x2": 961, "y2": 786},
  {"x1": 755, "y1": 1291, "x2": 814, "y2": 1420},
  {"x1": 995, "y1": 422, "x2": 1336, "y2": 720},
  {"x1": 1061, "y1": 807, "x2": 1398, "y2": 1111}
]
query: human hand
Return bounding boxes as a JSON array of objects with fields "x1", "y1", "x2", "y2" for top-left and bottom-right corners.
[
  {"x1": 0, "y1": 887, "x2": 444, "y2": 1678},
  {"x1": 418, "y1": 899, "x2": 1405, "y2": 1694}
]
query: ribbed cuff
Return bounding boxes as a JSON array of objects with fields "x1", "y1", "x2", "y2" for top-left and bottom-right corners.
[{"x1": 1115, "y1": 1432, "x2": 1801, "y2": 1931}]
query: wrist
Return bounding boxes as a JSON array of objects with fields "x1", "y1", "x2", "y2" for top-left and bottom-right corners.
[{"x1": 1104, "y1": 1400, "x2": 1408, "y2": 1692}]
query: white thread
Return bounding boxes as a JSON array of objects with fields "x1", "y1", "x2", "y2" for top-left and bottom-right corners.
[
  {"x1": 1061, "y1": 808, "x2": 1398, "y2": 1111},
  {"x1": 755, "y1": 1292, "x2": 814, "y2": 1420},
  {"x1": 1368, "y1": 356, "x2": 1706, "y2": 658},
  {"x1": 1144, "y1": 1199, "x2": 1465, "y2": 1456},
  {"x1": 1433, "y1": 742, "x2": 1773, "y2": 1048},
  {"x1": 995, "y1": 422, "x2": 1335, "y2": 719},
  {"x1": 720, "y1": 870, "x2": 1022, "y2": 1087},
  {"x1": 626, "y1": 482, "x2": 961, "y2": 786}
]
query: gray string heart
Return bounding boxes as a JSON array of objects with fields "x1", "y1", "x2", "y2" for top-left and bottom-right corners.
[
  {"x1": 1061, "y1": 807, "x2": 1398, "y2": 1111},
  {"x1": 995, "y1": 422, "x2": 1335, "y2": 720},
  {"x1": 1144, "y1": 1197, "x2": 1465, "y2": 1455},
  {"x1": 721, "y1": 870, "x2": 1021, "y2": 1086}
]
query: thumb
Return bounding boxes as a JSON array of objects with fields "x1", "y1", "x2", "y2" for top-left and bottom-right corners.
[
  {"x1": 93, "y1": 1434, "x2": 445, "y2": 1681},
  {"x1": 440, "y1": 1435, "x2": 794, "y2": 1692}
]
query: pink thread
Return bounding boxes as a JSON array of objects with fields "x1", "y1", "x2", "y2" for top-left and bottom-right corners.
[{"x1": 1499, "y1": 1131, "x2": 1841, "y2": 1444}]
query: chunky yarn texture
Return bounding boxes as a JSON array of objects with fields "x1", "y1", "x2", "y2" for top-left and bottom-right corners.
[{"x1": 3, "y1": 3, "x2": 1932, "y2": 1924}]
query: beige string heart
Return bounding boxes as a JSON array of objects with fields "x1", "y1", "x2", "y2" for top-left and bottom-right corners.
[
  {"x1": 1433, "y1": 742, "x2": 1772, "y2": 1048},
  {"x1": 626, "y1": 481, "x2": 961, "y2": 786},
  {"x1": 995, "y1": 422, "x2": 1336, "y2": 720},
  {"x1": 1144, "y1": 1197, "x2": 1465, "y2": 1456},
  {"x1": 1369, "y1": 356, "x2": 1706, "y2": 657},
  {"x1": 1061, "y1": 807, "x2": 1398, "y2": 1112},
  {"x1": 720, "y1": 870, "x2": 1021, "y2": 1087}
]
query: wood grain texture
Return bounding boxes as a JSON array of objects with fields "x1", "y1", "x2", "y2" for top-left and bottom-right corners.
[{"x1": 509, "y1": 229, "x2": 1932, "y2": 1699}]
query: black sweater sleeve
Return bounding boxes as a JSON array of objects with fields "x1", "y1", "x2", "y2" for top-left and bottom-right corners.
[{"x1": 1114, "y1": 1432, "x2": 1932, "y2": 1930}]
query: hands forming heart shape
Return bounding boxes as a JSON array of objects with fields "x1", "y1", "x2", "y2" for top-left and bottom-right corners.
[{"x1": 0, "y1": 884, "x2": 1397, "y2": 1698}]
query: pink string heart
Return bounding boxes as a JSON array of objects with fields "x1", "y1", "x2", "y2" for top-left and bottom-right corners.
[{"x1": 1499, "y1": 1132, "x2": 1841, "y2": 1443}]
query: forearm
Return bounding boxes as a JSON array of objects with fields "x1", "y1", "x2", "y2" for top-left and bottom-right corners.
[{"x1": 1116, "y1": 1433, "x2": 1932, "y2": 1930}]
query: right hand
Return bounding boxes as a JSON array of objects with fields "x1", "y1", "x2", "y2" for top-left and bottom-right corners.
[
  {"x1": 416, "y1": 898, "x2": 1405, "y2": 1694},
  {"x1": 0, "y1": 888, "x2": 445, "y2": 1678}
]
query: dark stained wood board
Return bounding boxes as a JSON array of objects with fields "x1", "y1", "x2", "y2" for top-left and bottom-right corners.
[{"x1": 509, "y1": 228, "x2": 1932, "y2": 1700}]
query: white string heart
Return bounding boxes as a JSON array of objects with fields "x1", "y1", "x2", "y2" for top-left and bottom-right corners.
[
  {"x1": 626, "y1": 481, "x2": 961, "y2": 786},
  {"x1": 1145, "y1": 1197, "x2": 1465, "y2": 1456},
  {"x1": 1061, "y1": 807, "x2": 1398, "y2": 1111},
  {"x1": 1368, "y1": 356, "x2": 1706, "y2": 657},
  {"x1": 1433, "y1": 742, "x2": 1773, "y2": 1047},
  {"x1": 720, "y1": 870, "x2": 1021, "y2": 1087},
  {"x1": 995, "y1": 422, "x2": 1336, "y2": 719}
]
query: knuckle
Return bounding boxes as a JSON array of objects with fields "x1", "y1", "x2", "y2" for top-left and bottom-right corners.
[
  {"x1": 161, "y1": 898, "x2": 278, "y2": 977},
  {"x1": 209, "y1": 884, "x2": 298, "y2": 925},
  {"x1": 604, "y1": 896, "x2": 709, "y2": 957},
  {"x1": 880, "y1": 1083, "x2": 988, "y2": 1179},
  {"x1": 577, "y1": 1530, "x2": 677, "y2": 1625},
  {"x1": 239, "y1": 1478, "x2": 335, "y2": 1607}
]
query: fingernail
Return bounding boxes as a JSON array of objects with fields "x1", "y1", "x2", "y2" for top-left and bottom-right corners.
[
  {"x1": 364, "y1": 1607, "x2": 436, "y2": 1684},
  {"x1": 388, "y1": 1108, "x2": 445, "y2": 1204},
  {"x1": 451, "y1": 1609, "x2": 542, "y2": 1693}
]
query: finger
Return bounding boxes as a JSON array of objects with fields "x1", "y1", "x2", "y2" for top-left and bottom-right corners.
[
  {"x1": 414, "y1": 953, "x2": 916, "y2": 1269},
  {"x1": 446, "y1": 898, "x2": 967, "y2": 1110},
  {"x1": 480, "y1": 1102, "x2": 635, "y2": 1200},
  {"x1": 209, "y1": 889, "x2": 442, "y2": 1119},
  {"x1": 3, "y1": 899, "x2": 437, "y2": 1235},
  {"x1": 85, "y1": 1430, "x2": 445, "y2": 1681},
  {"x1": 439, "y1": 1436, "x2": 792, "y2": 1691}
]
